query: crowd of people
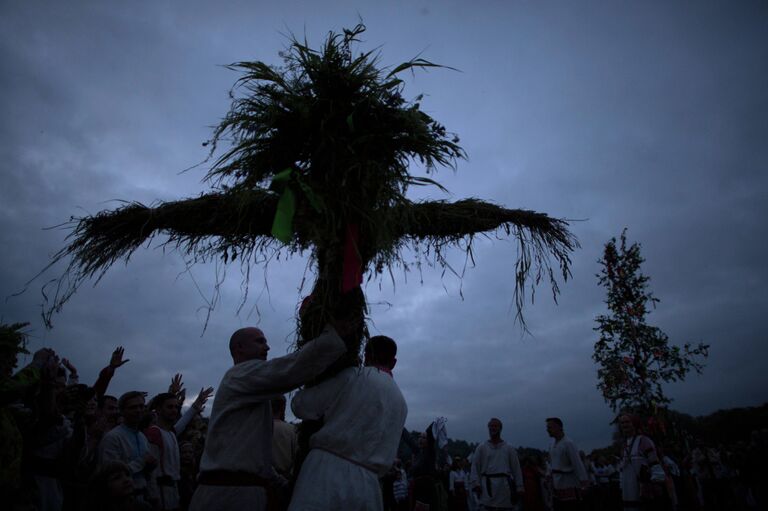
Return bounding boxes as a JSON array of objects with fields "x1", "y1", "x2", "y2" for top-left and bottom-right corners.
[
  {"x1": 1, "y1": 342, "x2": 214, "y2": 511},
  {"x1": 387, "y1": 415, "x2": 768, "y2": 511},
  {"x1": 2, "y1": 320, "x2": 766, "y2": 511}
]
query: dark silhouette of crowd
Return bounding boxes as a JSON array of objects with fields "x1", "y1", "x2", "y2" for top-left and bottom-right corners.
[
  {"x1": 2, "y1": 338, "x2": 766, "y2": 511},
  {"x1": 2, "y1": 344, "x2": 211, "y2": 511}
]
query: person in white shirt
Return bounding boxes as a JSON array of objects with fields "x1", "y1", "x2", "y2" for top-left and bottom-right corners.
[
  {"x1": 546, "y1": 417, "x2": 589, "y2": 511},
  {"x1": 449, "y1": 457, "x2": 469, "y2": 511},
  {"x1": 145, "y1": 388, "x2": 212, "y2": 510},
  {"x1": 392, "y1": 459, "x2": 409, "y2": 510},
  {"x1": 287, "y1": 335, "x2": 408, "y2": 511},
  {"x1": 270, "y1": 395, "x2": 298, "y2": 481},
  {"x1": 470, "y1": 418, "x2": 525, "y2": 510},
  {"x1": 188, "y1": 324, "x2": 348, "y2": 511},
  {"x1": 618, "y1": 413, "x2": 664, "y2": 511},
  {"x1": 99, "y1": 391, "x2": 158, "y2": 504}
]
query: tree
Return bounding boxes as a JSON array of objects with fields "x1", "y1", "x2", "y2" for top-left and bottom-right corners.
[
  {"x1": 42, "y1": 25, "x2": 577, "y2": 365},
  {"x1": 0, "y1": 322, "x2": 30, "y2": 378},
  {"x1": 593, "y1": 230, "x2": 708, "y2": 414}
]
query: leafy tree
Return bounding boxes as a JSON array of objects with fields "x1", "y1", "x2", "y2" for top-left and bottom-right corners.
[
  {"x1": 0, "y1": 322, "x2": 30, "y2": 377},
  {"x1": 593, "y1": 230, "x2": 708, "y2": 414}
]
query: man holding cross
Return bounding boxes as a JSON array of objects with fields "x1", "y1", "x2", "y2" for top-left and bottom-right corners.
[
  {"x1": 188, "y1": 322, "x2": 349, "y2": 511},
  {"x1": 287, "y1": 335, "x2": 407, "y2": 510}
]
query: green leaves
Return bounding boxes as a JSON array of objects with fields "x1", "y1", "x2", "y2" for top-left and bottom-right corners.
[
  {"x1": 202, "y1": 23, "x2": 466, "y2": 254},
  {"x1": 406, "y1": 175, "x2": 449, "y2": 193},
  {"x1": 0, "y1": 322, "x2": 30, "y2": 357},
  {"x1": 594, "y1": 230, "x2": 709, "y2": 414},
  {"x1": 386, "y1": 58, "x2": 458, "y2": 78},
  {"x1": 43, "y1": 22, "x2": 577, "y2": 336}
]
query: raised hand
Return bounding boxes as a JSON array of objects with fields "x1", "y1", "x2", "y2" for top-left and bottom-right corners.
[
  {"x1": 169, "y1": 373, "x2": 184, "y2": 395},
  {"x1": 109, "y1": 346, "x2": 130, "y2": 369},
  {"x1": 192, "y1": 386, "x2": 214, "y2": 412}
]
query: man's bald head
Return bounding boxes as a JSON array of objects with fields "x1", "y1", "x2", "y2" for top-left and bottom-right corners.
[{"x1": 229, "y1": 327, "x2": 269, "y2": 364}]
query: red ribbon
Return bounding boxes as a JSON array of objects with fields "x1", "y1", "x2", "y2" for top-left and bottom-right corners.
[{"x1": 341, "y1": 224, "x2": 363, "y2": 293}]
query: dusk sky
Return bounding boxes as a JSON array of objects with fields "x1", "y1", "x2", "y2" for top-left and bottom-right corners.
[{"x1": 1, "y1": 1, "x2": 766, "y2": 451}]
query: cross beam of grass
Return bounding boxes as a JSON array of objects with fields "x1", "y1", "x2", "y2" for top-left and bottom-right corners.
[{"x1": 42, "y1": 24, "x2": 578, "y2": 345}]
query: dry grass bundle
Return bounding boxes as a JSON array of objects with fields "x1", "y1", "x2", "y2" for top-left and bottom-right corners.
[{"x1": 42, "y1": 24, "x2": 578, "y2": 350}]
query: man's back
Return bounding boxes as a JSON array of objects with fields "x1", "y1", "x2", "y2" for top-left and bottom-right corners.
[
  {"x1": 287, "y1": 366, "x2": 407, "y2": 511},
  {"x1": 292, "y1": 366, "x2": 407, "y2": 475}
]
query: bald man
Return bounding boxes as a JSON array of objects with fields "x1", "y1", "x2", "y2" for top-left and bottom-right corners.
[{"x1": 189, "y1": 325, "x2": 347, "y2": 511}]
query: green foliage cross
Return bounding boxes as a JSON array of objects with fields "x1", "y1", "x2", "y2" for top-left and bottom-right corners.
[{"x1": 44, "y1": 25, "x2": 578, "y2": 362}]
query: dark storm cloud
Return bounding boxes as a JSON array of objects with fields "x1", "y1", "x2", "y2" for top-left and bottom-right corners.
[{"x1": 1, "y1": 1, "x2": 766, "y2": 451}]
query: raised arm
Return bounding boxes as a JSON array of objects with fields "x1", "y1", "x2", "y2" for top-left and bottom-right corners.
[
  {"x1": 225, "y1": 325, "x2": 346, "y2": 396},
  {"x1": 92, "y1": 346, "x2": 129, "y2": 398},
  {"x1": 61, "y1": 358, "x2": 79, "y2": 385},
  {"x1": 174, "y1": 386, "x2": 214, "y2": 435}
]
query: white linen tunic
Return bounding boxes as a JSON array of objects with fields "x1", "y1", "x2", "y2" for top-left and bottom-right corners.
[
  {"x1": 146, "y1": 406, "x2": 197, "y2": 510},
  {"x1": 99, "y1": 424, "x2": 154, "y2": 493},
  {"x1": 271, "y1": 418, "x2": 298, "y2": 478},
  {"x1": 189, "y1": 327, "x2": 346, "y2": 511},
  {"x1": 469, "y1": 440, "x2": 524, "y2": 509},
  {"x1": 548, "y1": 435, "x2": 588, "y2": 491},
  {"x1": 619, "y1": 435, "x2": 657, "y2": 505},
  {"x1": 288, "y1": 366, "x2": 408, "y2": 510}
]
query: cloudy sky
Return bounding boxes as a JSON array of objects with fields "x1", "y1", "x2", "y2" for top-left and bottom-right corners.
[{"x1": 1, "y1": 1, "x2": 766, "y2": 451}]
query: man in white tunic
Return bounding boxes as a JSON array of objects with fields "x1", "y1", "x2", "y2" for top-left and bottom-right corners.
[
  {"x1": 99, "y1": 391, "x2": 158, "y2": 505},
  {"x1": 188, "y1": 324, "x2": 347, "y2": 511},
  {"x1": 288, "y1": 335, "x2": 408, "y2": 510},
  {"x1": 546, "y1": 417, "x2": 589, "y2": 511},
  {"x1": 470, "y1": 418, "x2": 524, "y2": 510},
  {"x1": 145, "y1": 388, "x2": 212, "y2": 510}
]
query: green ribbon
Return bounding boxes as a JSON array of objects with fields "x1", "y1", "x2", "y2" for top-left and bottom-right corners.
[
  {"x1": 270, "y1": 168, "x2": 296, "y2": 243},
  {"x1": 269, "y1": 167, "x2": 324, "y2": 243}
]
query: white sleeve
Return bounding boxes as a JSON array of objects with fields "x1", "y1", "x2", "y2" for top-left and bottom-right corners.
[
  {"x1": 225, "y1": 326, "x2": 346, "y2": 396},
  {"x1": 174, "y1": 404, "x2": 198, "y2": 435},
  {"x1": 291, "y1": 369, "x2": 351, "y2": 420},
  {"x1": 567, "y1": 441, "x2": 589, "y2": 483}
]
